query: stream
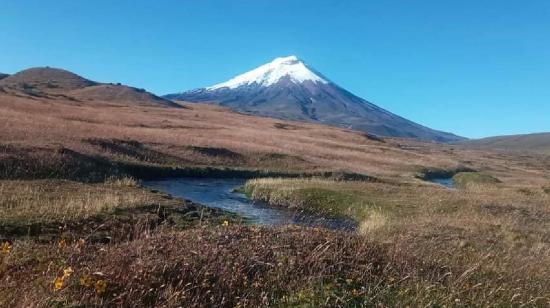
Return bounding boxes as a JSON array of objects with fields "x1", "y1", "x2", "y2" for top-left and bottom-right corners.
[
  {"x1": 426, "y1": 177, "x2": 455, "y2": 188},
  {"x1": 143, "y1": 178, "x2": 356, "y2": 231}
]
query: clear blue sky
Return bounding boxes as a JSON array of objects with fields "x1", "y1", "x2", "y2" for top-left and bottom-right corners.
[{"x1": 1, "y1": 0, "x2": 549, "y2": 138}]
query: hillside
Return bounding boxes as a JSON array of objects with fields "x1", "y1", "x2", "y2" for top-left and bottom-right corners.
[
  {"x1": 69, "y1": 84, "x2": 180, "y2": 107},
  {"x1": 0, "y1": 73, "x2": 9, "y2": 80},
  {"x1": 0, "y1": 67, "x2": 97, "y2": 92},
  {"x1": 167, "y1": 56, "x2": 464, "y2": 143},
  {"x1": 462, "y1": 132, "x2": 550, "y2": 154},
  {"x1": 0, "y1": 67, "x2": 177, "y2": 108}
]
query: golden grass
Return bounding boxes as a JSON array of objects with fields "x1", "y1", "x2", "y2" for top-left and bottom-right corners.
[
  {"x1": 2, "y1": 92, "x2": 549, "y2": 185},
  {"x1": 104, "y1": 176, "x2": 139, "y2": 187},
  {"x1": 0, "y1": 179, "x2": 150, "y2": 225},
  {"x1": 243, "y1": 177, "x2": 550, "y2": 305},
  {"x1": 359, "y1": 210, "x2": 387, "y2": 235}
]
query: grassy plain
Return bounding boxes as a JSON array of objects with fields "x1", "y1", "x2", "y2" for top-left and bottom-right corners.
[
  {"x1": 244, "y1": 177, "x2": 550, "y2": 304},
  {"x1": 1, "y1": 91, "x2": 549, "y2": 306}
]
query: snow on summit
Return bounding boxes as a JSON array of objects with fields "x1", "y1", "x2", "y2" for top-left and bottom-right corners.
[{"x1": 207, "y1": 56, "x2": 329, "y2": 90}]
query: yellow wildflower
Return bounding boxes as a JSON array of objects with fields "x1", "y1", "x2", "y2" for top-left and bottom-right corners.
[
  {"x1": 222, "y1": 220, "x2": 229, "y2": 227},
  {"x1": 63, "y1": 267, "x2": 73, "y2": 278},
  {"x1": 80, "y1": 275, "x2": 93, "y2": 287},
  {"x1": 352, "y1": 289, "x2": 360, "y2": 297},
  {"x1": 53, "y1": 276, "x2": 64, "y2": 291},
  {"x1": 95, "y1": 279, "x2": 108, "y2": 294},
  {"x1": 76, "y1": 238, "x2": 86, "y2": 248},
  {"x1": 1, "y1": 242, "x2": 12, "y2": 254},
  {"x1": 345, "y1": 278, "x2": 353, "y2": 284},
  {"x1": 58, "y1": 239, "x2": 66, "y2": 249}
]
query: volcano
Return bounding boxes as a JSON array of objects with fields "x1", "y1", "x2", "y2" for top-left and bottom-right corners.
[{"x1": 166, "y1": 56, "x2": 463, "y2": 142}]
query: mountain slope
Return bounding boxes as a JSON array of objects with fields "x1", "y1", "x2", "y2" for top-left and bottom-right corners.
[
  {"x1": 69, "y1": 84, "x2": 179, "y2": 107},
  {"x1": 0, "y1": 67, "x2": 97, "y2": 93},
  {"x1": 166, "y1": 56, "x2": 464, "y2": 142},
  {"x1": 0, "y1": 73, "x2": 9, "y2": 80},
  {"x1": 0, "y1": 67, "x2": 178, "y2": 108},
  {"x1": 461, "y1": 132, "x2": 550, "y2": 154}
]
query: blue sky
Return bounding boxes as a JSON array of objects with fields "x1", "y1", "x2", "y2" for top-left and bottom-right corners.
[{"x1": 1, "y1": 0, "x2": 549, "y2": 138}]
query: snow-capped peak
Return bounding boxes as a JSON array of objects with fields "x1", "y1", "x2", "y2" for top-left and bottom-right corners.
[{"x1": 207, "y1": 55, "x2": 329, "y2": 90}]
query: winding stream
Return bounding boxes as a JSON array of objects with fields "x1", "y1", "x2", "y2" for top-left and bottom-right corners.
[{"x1": 143, "y1": 178, "x2": 356, "y2": 231}]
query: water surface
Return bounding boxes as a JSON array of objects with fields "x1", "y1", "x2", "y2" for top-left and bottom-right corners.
[
  {"x1": 143, "y1": 178, "x2": 356, "y2": 231},
  {"x1": 427, "y1": 177, "x2": 455, "y2": 188}
]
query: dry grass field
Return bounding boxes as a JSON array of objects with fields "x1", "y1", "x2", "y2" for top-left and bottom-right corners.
[
  {"x1": 1, "y1": 89, "x2": 549, "y2": 306},
  {"x1": 244, "y1": 178, "x2": 550, "y2": 304},
  {"x1": 0, "y1": 178, "x2": 145, "y2": 225},
  {"x1": 3, "y1": 90, "x2": 549, "y2": 182},
  {"x1": 462, "y1": 132, "x2": 550, "y2": 155}
]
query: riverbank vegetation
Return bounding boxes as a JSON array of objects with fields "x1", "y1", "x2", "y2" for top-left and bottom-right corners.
[
  {"x1": 452, "y1": 171, "x2": 501, "y2": 187},
  {"x1": 0, "y1": 178, "x2": 240, "y2": 243},
  {"x1": 243, "y1": 177, "x2": 550, "y2": 305}
]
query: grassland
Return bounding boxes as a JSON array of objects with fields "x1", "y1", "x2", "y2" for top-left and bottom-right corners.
[
  {"x1": 1, "y1": 90, "x2": 549, "y2": 306},
  {"x1": 452, "y1": 172, "x2": 501, "y2": 187},
  {"x1": 243, "y1": 178, "x2": 550, "y2": 305},
  {"x1": 4, "y1": 90, "x2": 550, "y2": 182},
  {"x1": 0, "y1": 178, "x2": 241, "y2": 244},
  {"x1": 462, "y1": 132, "x2": 550, "y2": 155},
  {"x1": 0, "y1": 177, "x2": 145, "y2": 226}
]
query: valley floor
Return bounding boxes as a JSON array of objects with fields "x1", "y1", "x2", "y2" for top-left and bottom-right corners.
[{"x1": 1, "y1": 93, "x2": 549, "y2": 306}]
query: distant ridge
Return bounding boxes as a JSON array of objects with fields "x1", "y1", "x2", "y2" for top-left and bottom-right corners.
[
  {"x1": 461, "y1": 132, "x2": 550, "y2": 154},
  {"x1": 0, "y1": 67, "x2": 96, "y2": 92},
  {"x1": 166, "y1": 56, "x2": 464, "y2": 143},
  {"x1": 0, "y1": 67, "x2": 179, "y2": 108},
  {"x1": 0, "y1": 73, "x2": 9, "y2": 80}
]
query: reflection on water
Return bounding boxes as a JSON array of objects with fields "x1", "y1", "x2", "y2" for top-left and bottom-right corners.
[
  {"x1": 143, "y1": 178, "x2": 356, "y2": 231},
  {"x1": 427, "y1": 177, "x2": 455, "y2": 188}
]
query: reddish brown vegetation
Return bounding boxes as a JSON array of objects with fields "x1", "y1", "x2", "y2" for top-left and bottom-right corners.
[{"x1": 0, "y1": 227, "x2": 472, "y2": 307}]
